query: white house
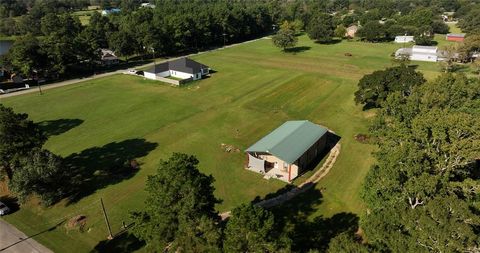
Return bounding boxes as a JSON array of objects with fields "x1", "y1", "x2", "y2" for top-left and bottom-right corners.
[
  {"x1": 100, "y1": 49, "x2": 119, "y2": 66},
  {"x1": 394, "y1": 36, "x2": 415, "y2": 43},
  {"x1": 144, "y1": 58, "x2": 210, "y2": 82},
  {"x1": 395, "y1": 45, "x2": 445, "y2": 62}
]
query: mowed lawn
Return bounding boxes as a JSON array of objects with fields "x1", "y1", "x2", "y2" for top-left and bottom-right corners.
[{"x1": 1, "y1": 35, "x2": 443, "y2": 252}]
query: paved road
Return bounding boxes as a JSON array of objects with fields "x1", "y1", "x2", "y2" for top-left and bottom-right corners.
[
  {"x1": 0, "y1": 219, "x2": 52, "y2": 253},
  {"x1": 0, "y1": 68, "x2": 134, "y2": 99}
]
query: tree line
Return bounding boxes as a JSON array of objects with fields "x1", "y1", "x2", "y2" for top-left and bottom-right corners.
[
  {"x1": 349, "y1": 65, "x2": 480, "y2": 251},
  {"x1": 1, "y1": 0, "x2": 276, "y2": 79},
  {"x1": 3, "y1": 0, "x2": 480, "y2": 79}
]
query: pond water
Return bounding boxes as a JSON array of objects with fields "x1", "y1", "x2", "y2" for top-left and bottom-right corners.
[{"x1": 0, "y1": 40, "x2": 13, "y2": 56}]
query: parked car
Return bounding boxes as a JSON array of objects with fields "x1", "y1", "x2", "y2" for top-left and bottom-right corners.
[
  {"x1": 135, "y1": 70, "x2": 144, "y2": 75},
  {"x1": 0, "y1": 201, "x2": 9, "y2": 216},
  {"x1": 127, "y1": 69, "x2": 137, "y2": 74}
]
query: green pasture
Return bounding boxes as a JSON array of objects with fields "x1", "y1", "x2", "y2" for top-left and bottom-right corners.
[{"x1": 1, "y1": 35, "x2": 449, "y2": 252}]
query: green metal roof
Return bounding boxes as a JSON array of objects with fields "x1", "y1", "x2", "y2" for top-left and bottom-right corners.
[{"x1": 246, "y1": 120, "x2": 328, "y2": 164}]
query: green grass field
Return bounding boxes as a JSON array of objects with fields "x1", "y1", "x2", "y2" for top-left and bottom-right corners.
[
  {"x1": 1, "y1": 35, "x2": 447, "y2": 252},
  {"x1": 72, "y1": 10, "x2": 98, "y2": 25}
]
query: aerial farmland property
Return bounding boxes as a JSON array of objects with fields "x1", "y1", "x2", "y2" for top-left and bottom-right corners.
[
  {"x1": 1, "y1": 1, "x2": 480, "y2": 252},
  {"x1": 1, "y1": 34, "x2": 449, "y2": 252}
]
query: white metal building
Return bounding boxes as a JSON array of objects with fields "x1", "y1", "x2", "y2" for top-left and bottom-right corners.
[
  {"x1": 395, "y1": 45, "x2": 444, "y2": 62},
  {"x1": 394, "y1": 36, "x2": 415, "y2": 43}
]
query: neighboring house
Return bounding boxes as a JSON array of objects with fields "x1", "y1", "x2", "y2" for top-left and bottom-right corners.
[
  {"x1": 101, "y1": 8, "x2": 121, "y2": 16},
  {"x1": 446, "y1": 33, "x2": 465, "y2": 42},
  {"x1": 141, "y1": 3, "x2": 156, "y2": 8},
  {"x1": 101, "y1": 49, "x2": 119, "y2": 66},
  {"x1": 395, "y1": 45, "x2": 446, "y2": 62},
  {"x1": 144, "y1": 58, "x2": 210, "y2": 83},
  {"x1": 245, "y1": 120, "x2": 328, "y2": 183},
  {"x1": 394, "y1": 36, "x2": 415, "y2": 43},
  {"x1": 345, "y1": 25, "x2": 358, "y2": 38}
]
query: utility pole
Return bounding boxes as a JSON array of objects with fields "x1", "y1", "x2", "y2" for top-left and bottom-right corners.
[
  {"x1": 152, "y1": 47, "x2": 156, "y2": 69},
  {"x1": 100, "y1": 198, "x2": 113, "y2": 240},
  {"x1": 37, "y1": 80, "x2": 42, "y2": 95},
  {"x1": 34, "y1": 71, "x2": 42, "y2": 95}
]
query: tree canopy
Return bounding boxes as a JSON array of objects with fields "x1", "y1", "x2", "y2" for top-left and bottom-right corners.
[
  {"x1": 0, "y1": 104, "x2": 46, "y2": 179},
  {"x1": 307, "y1": 13, "x2": 335, "y2": 43},
  {"x1": 131, "y1": 153, "x2": 221, "y2": 252},
  {"x1": 359, "y1": 74, "x2": 480, "y2": 252},
  {"x1": 10, "y1": 148, "x2": 68, "y2": 206},
  {"x1": 272, "y1": 21, "x2": 298, "y2": 51},
  {"x1": 354, "y1": 64, "x2": 426, "y2": 108},
  {"x1": 223, "y1": 204, "x2": 291, "y2": 253}
]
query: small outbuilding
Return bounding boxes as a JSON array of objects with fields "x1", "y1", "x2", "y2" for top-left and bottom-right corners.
[
  {"x1": 245, "y1": 120, "x2": 328, "y2": 183},
  {"x1": 144, "y1": 58, "x2": 210, "y2": 85},
  {"x1": 446, "y1": 33, "x2": 465, "y2": 42},
  {"x1": 394, "y1": 36, "x2": 414, "y2": 43}
]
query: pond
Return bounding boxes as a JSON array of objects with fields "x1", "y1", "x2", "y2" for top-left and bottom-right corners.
[{"x1": 0, "y1": 40, "x2": 13, "y2": 56}]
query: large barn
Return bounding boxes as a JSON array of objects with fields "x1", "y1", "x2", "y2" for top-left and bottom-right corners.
[{"x1": 245, "y1": 120, "x2": 328, "y2": 183}]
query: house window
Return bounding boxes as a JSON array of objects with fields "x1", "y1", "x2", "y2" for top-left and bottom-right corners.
[{"x1": 282, "y1": 162, "x2": 289, "y2": 172}]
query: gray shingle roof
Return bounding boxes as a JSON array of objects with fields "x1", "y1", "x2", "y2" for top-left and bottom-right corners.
[
  {"x1": 246, "y1": 120, "x2": 328, "y2": 164},
  {"x1": 147, "y1": 58, "x2": 209, "y2": 74}
]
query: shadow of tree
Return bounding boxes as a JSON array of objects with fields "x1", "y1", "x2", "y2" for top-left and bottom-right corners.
[
  {"x1": 91, "y1": 232, "x2": 145, "y2": 253},
  {"x1": 289, "y1": 212, "x2": 359, "y2": 252},
  {"x1": 285, "y1": 46, "x2": 311, "y2": 54},
  {"x1": 38, "y1": 119, "x2": 84, "y2": 137},
  {"x1": 64, "y1": 138, "x2": 158, "y2": 204},
  {"x1": 270, "y1": 187, "x2": 359, "y2": 252},
  {"x1": 315, "y1": 39, "x2": 342, "y2": 45}
]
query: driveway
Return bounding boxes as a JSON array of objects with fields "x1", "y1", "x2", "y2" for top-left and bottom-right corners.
[{"x1": 0, "y1": 219, "x2": 52, "y2": 253}]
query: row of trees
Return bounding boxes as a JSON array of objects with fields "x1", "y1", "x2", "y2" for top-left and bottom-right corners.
[
  {"x1": 3, "y1": 14, "x2": 98, "y2": 79},
  {"x1": 273, "y1": 7, "x2": 449, "y2": 47},
  {"x1": 348, "y1": 7, "x2": 449, "y2": 43},
  {"x1": 278, "y1": 4, "x2": 450, "y2": 44},
  {"x1": 2, "y1": 1, "x2": 276, "y2": 79},
  {"x1": 351, "y1": 67, "x2": 480, "y2": 251}
]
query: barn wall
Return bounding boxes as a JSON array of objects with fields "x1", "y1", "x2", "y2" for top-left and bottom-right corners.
[{"x1": 295, "y1": 134, "x2": 328, "y2": 175}]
